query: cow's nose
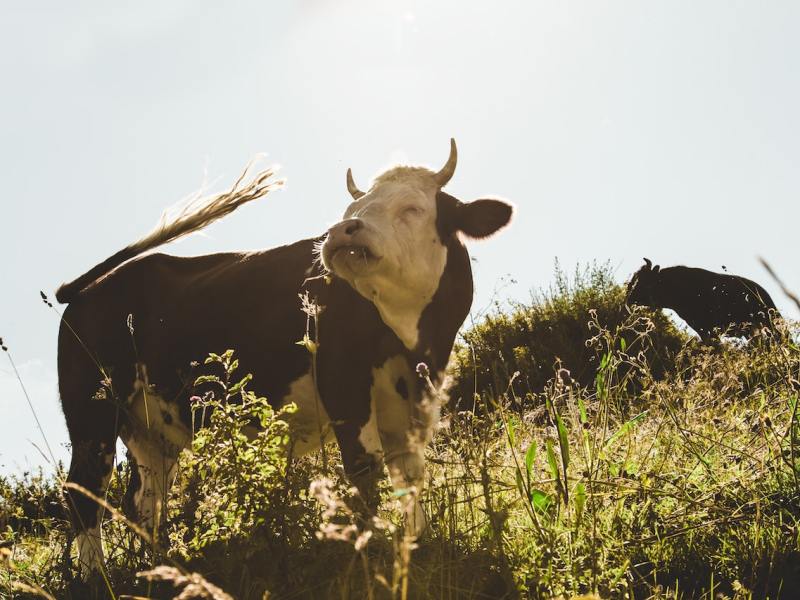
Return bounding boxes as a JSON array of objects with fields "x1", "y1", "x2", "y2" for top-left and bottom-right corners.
[{"x1": 328, "y1": 218, "x2": 364, "y2": 239}]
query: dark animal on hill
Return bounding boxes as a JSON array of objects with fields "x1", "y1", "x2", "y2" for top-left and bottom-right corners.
[
  {"x1": 626, "y1": 258, "x2": 781, "y2": 342},
  {"x1": 55, "y1": 140, "x2": 513, "y2": 577}
]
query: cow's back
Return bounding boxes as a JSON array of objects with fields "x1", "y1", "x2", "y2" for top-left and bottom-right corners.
[
  {"x1": 658, "y1": 266, "x2": 779, "y2": 336},
  {"x1": 58, "y1": 238, "x2": 321, "y2": 413}
]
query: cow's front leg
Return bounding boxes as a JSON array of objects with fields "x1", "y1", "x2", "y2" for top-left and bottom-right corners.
[
  {"x1": 373, "y1": 358, "x2": 441, "y2": 536},
  {"x1": 332, "y1": 403, "x2": 384, "y2": 514},
  {"x1": 381, "y1": 435, "x2": 428, "y2": 535}
]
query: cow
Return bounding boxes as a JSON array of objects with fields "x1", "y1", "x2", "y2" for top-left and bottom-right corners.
[
  {"x1": 626, "y1": 258, "x2": 781, "y2": 342},
  {"x1": 55, "y1": 140, "x2": 513, "y2": 577}
]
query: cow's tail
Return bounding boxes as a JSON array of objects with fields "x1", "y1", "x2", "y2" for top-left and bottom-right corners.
[{"x1": 55, "y1": 161, "x2": 283, "y2": 304}]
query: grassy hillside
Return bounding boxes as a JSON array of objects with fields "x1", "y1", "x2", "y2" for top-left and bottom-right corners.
[
  {"x1": 447, "y1": 262, "x2": 687, "y2": 411},
  {"x1": 2, "y1": 269, "x2": 799, "y2": 600}
]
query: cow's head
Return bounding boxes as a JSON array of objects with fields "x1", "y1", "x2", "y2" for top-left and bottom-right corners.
[
  {"x1": 626, "y1": 257, "x2": 662, "y2": 307},
  {"x1": 320, "y1": 139, "x2": 513, "y2": 349}
]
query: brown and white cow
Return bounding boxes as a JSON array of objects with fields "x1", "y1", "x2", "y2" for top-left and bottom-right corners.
[{"x1": 56, "y1": 140, "x2": 513, "y2": 576}]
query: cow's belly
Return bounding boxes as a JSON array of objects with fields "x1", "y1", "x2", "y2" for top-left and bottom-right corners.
[
  {"x1": 280, "y1": 371, "x2": 333, "y2": 456},
  {"x1": 372, "y1": 356, "x2": 418, "y2": 443},
  {"x1": 119, "y1": 365, "x2": 333, "y2": 526},
  {"x1": 120, "y1": 365, "x2": 332, "y2": 459}
]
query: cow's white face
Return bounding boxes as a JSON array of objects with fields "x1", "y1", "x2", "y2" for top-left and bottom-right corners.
[
  {"x1": 321, "y1": 140, "x2": 514, "y2": 350},
  {"x1": 321, "y1": 169, "x2": 446, "y2": 349}
]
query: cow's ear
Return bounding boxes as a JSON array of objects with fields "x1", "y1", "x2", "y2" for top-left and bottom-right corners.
[{"x1": 453, "y1": 198, "x2": 514, "y2": 239}]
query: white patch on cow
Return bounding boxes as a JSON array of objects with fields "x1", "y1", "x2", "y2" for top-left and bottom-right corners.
[
  {"x1": 321, "y1": 170, "x2": 449, "y2": 350},
  {"x1": 121, "y1": 365, "x2": 190, "y2": 530},
  {"x1": 124, "y1": 366, "x2": 190, "y2": 445},
  {"x1": 371, "y1": 355, "x2": 439, "y2": 535},
  {"x1": 358, "y1": 395, "x2": 383, "y2": 460},
  {"x1": 77, "y1": 526, "x2": 105, "y2": 580},
  {"x1": 125, "y1": 434, "x2": 179, "y2": 532},
  {"x1": 281, "y1": 371, "x2": 333, "y2": 456}
]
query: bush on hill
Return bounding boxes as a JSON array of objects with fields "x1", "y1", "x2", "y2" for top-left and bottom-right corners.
[{"x1": 448, "y1": 261, "x2": 688, "y2": 411}]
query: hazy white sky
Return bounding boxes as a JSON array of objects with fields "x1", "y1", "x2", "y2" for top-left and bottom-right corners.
[{"x1": 1, "y1": 1, "x2": 798, "y2": 473}]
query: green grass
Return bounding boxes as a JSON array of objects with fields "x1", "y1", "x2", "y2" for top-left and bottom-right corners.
[{"x1": 3, "y1": 266, "x2": 799, "y2": 599}]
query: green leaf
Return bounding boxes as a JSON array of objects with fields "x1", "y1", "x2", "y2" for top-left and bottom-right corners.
[
  {"x1": 574, "y1": 482, "x2": 586, "y2": 523},
  {"x1": 506, "y1": 415, "x2": 516, "y2": 447},
  {"x1": 595, "y1": 371, "x2": 606, "y2": 398},
  {"x1": 556, "y1": 414, "x2": 570, "y2": 473},
  {"x1": 194, "y1": 374, "x2": 221, "y2": 387},
  {"x1": 619, "y1": 337, "x2": 627, "y2": 351},
  {"x1": 524, "y1": 440, "x2": 537, "y2": 481},
  {"x1": 515, "y1": 469, "x2": 525, "y2": 500},
  {"x1": 295, "y1": 334, "x2": 318, "y2": 354},
  {"x1": 578, "y1": 397, "x2": 587, "y2": 424},
  {"x1": 530, "y1": 488, "x2": 552, "y2": 513},
  {"x1": 228, "y1": 373, "x2": 253, "y2": 397},
  {"x1": 603, "y1": 410, "x2": 649, "y2": 451}
]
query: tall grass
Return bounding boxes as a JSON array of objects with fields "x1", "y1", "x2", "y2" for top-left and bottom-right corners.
[{"x1": 2, "y1": 267, "x2": 798, "y2": 599}]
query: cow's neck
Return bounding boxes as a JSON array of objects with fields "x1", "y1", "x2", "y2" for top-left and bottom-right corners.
[
  {"x1": 354, "y1": 254, "x2": 448, "y2": 353},
  {"x1": 371, "y1": 293, "x2": 429, "y2": 351},
  {"x1": 413, "y1": 239, "x2": 474, "y2": 381},
  {"x1": 651, "y1": 273, "x2": 677, "y2": 309}
]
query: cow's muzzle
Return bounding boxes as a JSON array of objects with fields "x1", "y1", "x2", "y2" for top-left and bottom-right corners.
[{"x1": 321, "y1": 218, "x2": 382, "y2": 273}]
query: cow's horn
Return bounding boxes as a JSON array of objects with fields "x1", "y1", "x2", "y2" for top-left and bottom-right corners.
[
  {"x1": 435, "y1": 138, "x2": 458, "y2": 187},
  {"x1": 346, "y1": 168, "x2": 365, "y2": 200},
  {"x1": 643, "y1": 257, "x2": 652, "y2": 269}
]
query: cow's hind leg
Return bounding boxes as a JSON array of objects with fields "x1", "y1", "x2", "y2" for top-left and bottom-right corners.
[
  {"x1": 121, "y1": 390, "x2": 187, "y2": 535},
  {"x1": 62, "y1": 397, "x2": 119, "y2": 579},
  {"x1": 122, "y1": 435, "x2": 178, "y2": 535}
]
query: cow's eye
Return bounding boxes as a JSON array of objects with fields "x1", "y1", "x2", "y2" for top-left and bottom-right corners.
[{"x1": 401, "y1": 206, "x2": 423, "y2": 218}]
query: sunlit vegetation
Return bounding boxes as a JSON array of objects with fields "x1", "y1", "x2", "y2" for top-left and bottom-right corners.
[{"x1": 3, "y1": 266, "x2": 798, "y2": 599}]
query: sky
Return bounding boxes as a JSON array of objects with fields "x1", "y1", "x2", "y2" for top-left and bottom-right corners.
[{"x1": 1, "y1": 1, "x2": 798, "y2": 474}]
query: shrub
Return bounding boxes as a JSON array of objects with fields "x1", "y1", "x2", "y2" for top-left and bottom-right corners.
[
  {"x1": 447, "y1": 261, "x2": 687, "y2": 411},
  {"x1": 0, "y1": 467, "x2": 66, "y2": 536},
  {"x1": 167, "y1": 350, "x2": 321, "y2": 597}
]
